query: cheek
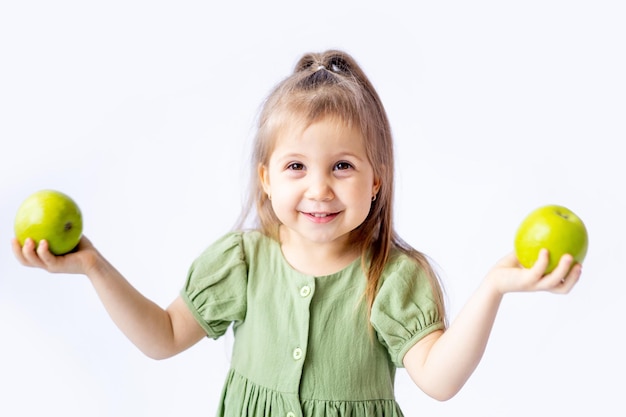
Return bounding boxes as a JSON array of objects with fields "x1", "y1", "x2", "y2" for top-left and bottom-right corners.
[
  {"x1": 346, "y1": 182, "x2": 375, "y2": 213},
  {"x1": 357, "y1": 195, "x2": 374, "y2": 217},
  {"x1": 269, "y1": 182, "x2": 298, "y2": 210}
]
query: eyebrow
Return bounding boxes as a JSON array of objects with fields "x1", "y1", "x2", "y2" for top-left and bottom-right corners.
[{"x1": 274, "y1": 151, "x2": 366, "y2": 162}]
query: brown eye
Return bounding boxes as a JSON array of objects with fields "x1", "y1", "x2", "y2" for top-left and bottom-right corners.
[
  {"x1": 287, "y1": 162, "x2": 305, "y2": 171},
  {"x1": 334, "y1": 161, "x2": 353, "y2": 171}
]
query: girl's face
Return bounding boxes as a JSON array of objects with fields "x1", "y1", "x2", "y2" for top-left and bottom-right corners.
[{"x1": 259, "y1": 117, "x2": 380, "y2": 250}]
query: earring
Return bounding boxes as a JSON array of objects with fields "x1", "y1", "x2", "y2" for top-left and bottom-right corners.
[{"x1": 371, "y1": 194, "x2": 377, "y2": 202}]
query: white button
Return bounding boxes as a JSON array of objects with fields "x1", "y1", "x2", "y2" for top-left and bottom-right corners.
[
  {"x1": 286, "y1": 412, "x2": 296, "y2": 417},
  {"x1": 292, "y1": 347, "x2": 303, "y2": 360},
  {"x1": 299, "y1": 285, "x2": 311, "y2": 297}
]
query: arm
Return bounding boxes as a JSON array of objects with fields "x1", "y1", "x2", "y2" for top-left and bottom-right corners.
[
  {"x1": 12, "y1": 236, "x2": 206, "y2": 360},
  {"x1": 403, "y1": 249, "x2": 582, "y2": 401}
]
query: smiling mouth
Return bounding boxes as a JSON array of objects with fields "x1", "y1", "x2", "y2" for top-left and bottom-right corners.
[
  {"x1": 311, "y1": 213, "x2": 332, "y2": 218},
  {"x1": 302, "y1": 211, "x2": 339, "y2": 223}
]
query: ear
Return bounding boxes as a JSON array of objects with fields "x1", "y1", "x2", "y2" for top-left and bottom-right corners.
[
  {"x1": 258, "y1": 163, "x2": 271, "y2": 196},
  {"x1": 372, "y1": 175, "x2": 381, "y2": 197}
]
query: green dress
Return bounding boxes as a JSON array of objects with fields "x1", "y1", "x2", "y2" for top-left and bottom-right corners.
[{"x1": 181, "y1": 231, "x2": 444, "y2": 417}]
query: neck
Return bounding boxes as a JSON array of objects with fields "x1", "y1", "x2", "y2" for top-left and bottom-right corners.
[{"x1": 278, "y1": 227, "x2": 360, "y2": 276}]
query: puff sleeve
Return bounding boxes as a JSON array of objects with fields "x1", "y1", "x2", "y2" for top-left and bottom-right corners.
[
  {"x1": 370, "y1": 254, "x2": 445, "y2": 367},
  {"x1": 180, "y1": 232, "x2": 248, "y2": 339}
]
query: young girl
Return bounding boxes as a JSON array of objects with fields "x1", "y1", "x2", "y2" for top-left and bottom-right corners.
[{"x1": 12, "y1": 50, "x2": 581, "y2": 417}]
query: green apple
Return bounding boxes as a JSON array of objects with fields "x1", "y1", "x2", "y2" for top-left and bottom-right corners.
[
  {"x1": 514, "y1": 204, "x2": 588, "y2": 273},
  {"x1": 14, "y1": 189, "x2": 83, "y2": 255}
]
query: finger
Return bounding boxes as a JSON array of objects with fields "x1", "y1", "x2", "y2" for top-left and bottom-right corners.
[
  {"x1": 557, "y1": 262, "x2": 582, "y2": 294},
  {"x1": 538, "y1": 254, "x2": 576, "y2": 293},
  {"x1": 36, "y1": 239, "x2": 58, "y2": 266},
  {"x1": 543, "y1": 253, "x2": 575, "y2": 288},
  {"x1": 36, "y1": 240, "x2": 71, "y2": 273},
  {"x1": 11, "y1": 237, "x2": 29, "y2": 266},
  {"x1": 529, "y1": 249, "x2": 550, "y2": 277},
  {"x1": 20, "y1": 238, "x2": 47, "y2": 268}
]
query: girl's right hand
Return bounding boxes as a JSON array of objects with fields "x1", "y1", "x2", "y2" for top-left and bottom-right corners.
[
  {"x1": 12, "y1": 235, "x2": 206, "y2": 359},
  {"x1": 11, "y1": 236, "x2": 100, "y2": 276}
]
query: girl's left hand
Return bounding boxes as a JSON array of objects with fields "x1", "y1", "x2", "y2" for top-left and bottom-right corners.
[{"x1": 487, "y1": 249, "x2": 582, "y2": 295}]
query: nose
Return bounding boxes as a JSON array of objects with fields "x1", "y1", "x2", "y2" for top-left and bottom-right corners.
[{"x1": 304, "y1": 172, "x2": 334, "y2": 201}]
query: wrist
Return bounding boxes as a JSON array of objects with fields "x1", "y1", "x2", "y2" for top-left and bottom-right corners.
[
  {"x1": 82, "y1": 248, "x2": 110, "y2": 281},
  {"x1": 480, "y1": 273, "x2": 506, "y2": 300}
]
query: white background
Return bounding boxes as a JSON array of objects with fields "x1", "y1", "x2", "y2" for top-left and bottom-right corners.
[{"x1": 1, "y1": 1, "x2": 624, "y2": 416}]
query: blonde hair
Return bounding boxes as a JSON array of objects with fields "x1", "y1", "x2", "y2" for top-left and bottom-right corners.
[{"x1": 238, "y1": 50, "x2": 446, "y2": 323}]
